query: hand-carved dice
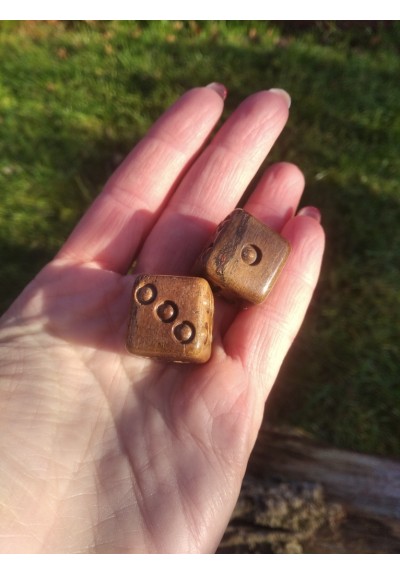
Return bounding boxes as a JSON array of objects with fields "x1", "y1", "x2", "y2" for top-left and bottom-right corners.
[
  {"x1": 196, "y1": 208, "x2": 290, "y2": 304},
  {"x1": 126, "y1": 275, "x2": 214, "y2": 363}
]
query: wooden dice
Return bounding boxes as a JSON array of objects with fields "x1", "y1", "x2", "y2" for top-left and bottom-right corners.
[
  {"x1": 126, "y1": 274, "x2": 214, "y2": 363},
  {"x1": 196, "y1": 208, "x2": 290, "y2": 304},
  {"x1": 126, "y1": 210, "x2": 290, "y2": 363}
]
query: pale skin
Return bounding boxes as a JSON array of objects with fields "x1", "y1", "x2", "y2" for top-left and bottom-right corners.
[{"x1": 0, "y1": 85, "x2": 325, "y2": 553}]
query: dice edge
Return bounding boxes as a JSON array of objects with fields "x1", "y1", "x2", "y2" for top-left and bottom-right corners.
[{"x1": 125, "y1": 274, "x2": 214, "y2": 364}]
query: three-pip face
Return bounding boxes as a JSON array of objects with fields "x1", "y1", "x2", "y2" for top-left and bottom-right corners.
[
  {"x1": 197, "y1": 208, "x2": 291, "y2": 304},
  {"x1": 126, "y1": 274, "x2": 214, "y2": 363}
]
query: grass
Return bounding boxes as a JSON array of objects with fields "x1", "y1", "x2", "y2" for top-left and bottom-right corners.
[{"x1": 0, "y1": 21, "x2": 399, "y2": 457}]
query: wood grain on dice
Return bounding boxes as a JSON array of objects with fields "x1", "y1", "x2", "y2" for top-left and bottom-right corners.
[{"x1": 196, "y1": 209, "x2": 291, "y2": 304}]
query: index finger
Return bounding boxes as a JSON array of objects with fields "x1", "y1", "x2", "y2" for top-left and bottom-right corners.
[{"x1": 57, "y1": 85, "x2": 226, "y2": 273}]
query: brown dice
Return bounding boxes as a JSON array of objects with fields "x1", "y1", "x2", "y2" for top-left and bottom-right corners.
[
  {"x1": 196, "y1": 208, "x2": 290, "y2": 304},
  {"x1": 126, "y1": 275, "x2": 214, "y2": 363}
]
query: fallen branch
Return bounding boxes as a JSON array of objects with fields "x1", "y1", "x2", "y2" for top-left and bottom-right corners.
[{"x1": 219, "y1": 427, "x2": 400, "y2": 553}]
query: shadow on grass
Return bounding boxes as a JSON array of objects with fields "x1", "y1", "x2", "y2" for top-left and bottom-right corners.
[
  {"x1": 0, "y1": 243, "x2": 55, "y2": 314},
  {"x1": 265, "y1": 177, "x2": 400, "y2": 457}
]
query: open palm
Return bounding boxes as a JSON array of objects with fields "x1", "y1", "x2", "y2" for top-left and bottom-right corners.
[{"x1": 0, "y1": 86, "x2": 324, "y2": 553}]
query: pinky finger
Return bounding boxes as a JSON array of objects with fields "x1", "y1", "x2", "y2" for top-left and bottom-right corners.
[{"x1": 223, "y1": 209, "x2": 325, "y2": 400}]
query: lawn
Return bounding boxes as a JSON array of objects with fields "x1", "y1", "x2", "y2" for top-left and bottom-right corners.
[{"x1": 0, "y1": 21, "x2": 399, "y2": 456}]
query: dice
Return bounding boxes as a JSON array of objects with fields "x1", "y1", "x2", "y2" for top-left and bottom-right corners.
[
  {"x1": 196, "y1": 208, "x2": 290, "y2": 304},
  {"x1": 126, "y1": 274, "x2": 214, "y2": 363}
]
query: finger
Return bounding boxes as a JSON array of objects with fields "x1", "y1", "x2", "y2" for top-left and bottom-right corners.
[
  {"x1": 244, "y1": 161, "x2": 305, "y2": 231},
  {"x1": 57, "y1": 85, "x2": 226, "y2": 273},
  {"x1": 214, "y1": 162, "x2": 306, "y2": 336},
  {"x1": 136, "y1": 89, "x2": 291, "y2": 275},
  {"x1": 223, "y1": 211, "x2": 325, "y2": 400}
]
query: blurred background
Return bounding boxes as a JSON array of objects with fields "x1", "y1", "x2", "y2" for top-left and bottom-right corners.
[{"x1": 0, "y1": 21, "x2": 399, "y2": 457}]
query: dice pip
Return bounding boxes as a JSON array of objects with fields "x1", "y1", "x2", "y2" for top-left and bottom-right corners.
[
  {"x1": 126, "y1": 274, "x2": 214, "y2": 363},
  {"x1": 196, "y1": 209, "x2": 290, "y2": 304}
]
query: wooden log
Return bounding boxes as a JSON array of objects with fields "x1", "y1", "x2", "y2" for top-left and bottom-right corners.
[
  {"x1": 218, "y1": 475, "x2": 344, "y2": 553},
  {"x1": 219, "y1": 427, "x2": 400, "y2": 553},
  {"x1": 249, "y1": 426, "x2": 400, "y2": 521}
]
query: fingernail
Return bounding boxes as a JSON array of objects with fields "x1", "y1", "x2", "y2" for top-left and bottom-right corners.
[
  {"x1": 206, "y1": 82, "x2": 228, "y2": 101},
  {"x1": 298, "y1": 206, "x2": 321, "y2": 223},
  {"x1": 268, "y1": 88, "x2": 291, "y2": 108}
]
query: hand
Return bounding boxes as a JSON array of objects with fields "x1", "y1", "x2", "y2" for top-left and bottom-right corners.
[{"x1": 0, "y1": 85, "x2": 324, "y2": 553}]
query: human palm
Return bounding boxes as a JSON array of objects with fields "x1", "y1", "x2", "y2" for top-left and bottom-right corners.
[{"x1": 0, "y1": 86, "x2": 324, "y2": 553}]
